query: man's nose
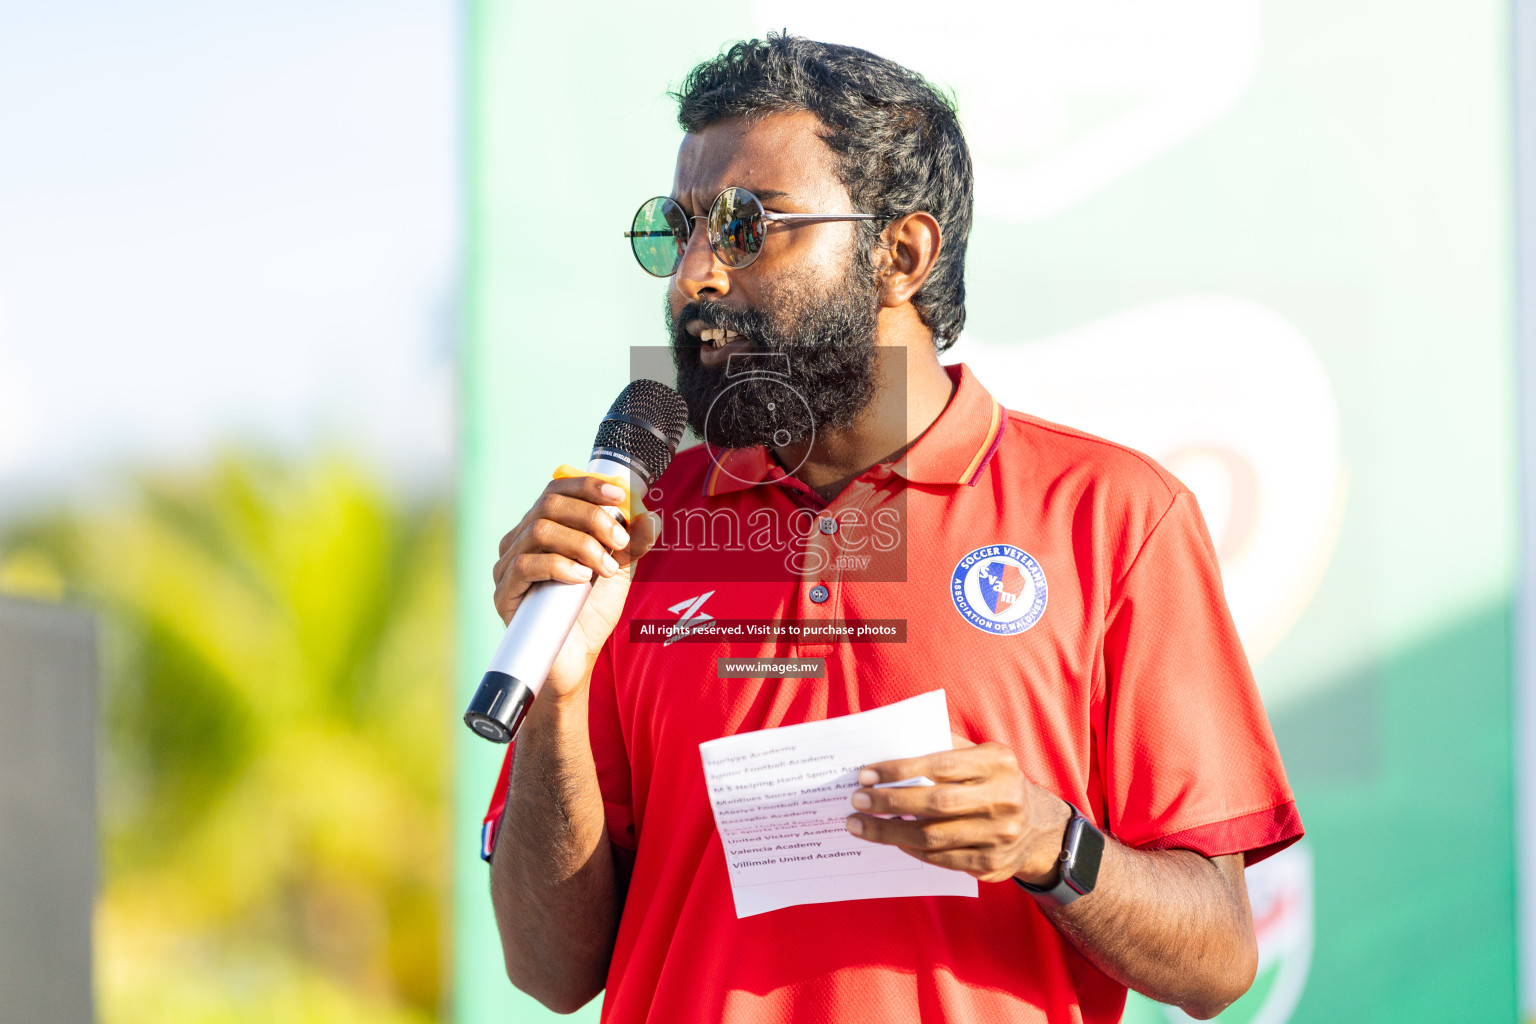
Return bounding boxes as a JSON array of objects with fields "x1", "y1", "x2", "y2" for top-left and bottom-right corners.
[{"x1": 673, "y1": 220, "x2": 731, "y2": 303}]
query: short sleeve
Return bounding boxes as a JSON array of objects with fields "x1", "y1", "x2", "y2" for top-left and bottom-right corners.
[
  {"x1": 1101, "y1": 491, "x2": 1303, "y2": 865},
  {"x1": 479, "y1": 638, "x2": 636, "y2": 861}
]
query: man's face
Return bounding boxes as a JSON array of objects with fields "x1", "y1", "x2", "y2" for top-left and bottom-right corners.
[{"x1": 665, "y1": 111, "x2": 883, "y2": 449}]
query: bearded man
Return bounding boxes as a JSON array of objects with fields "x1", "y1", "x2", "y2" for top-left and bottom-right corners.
[{"x1": 481, "y1": 34, "x2": 1302, "y2": 1024}]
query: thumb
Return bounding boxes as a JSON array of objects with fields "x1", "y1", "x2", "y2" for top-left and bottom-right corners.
[{"x1": 618, "y1": 510, "x2": 662, "y2": 568}]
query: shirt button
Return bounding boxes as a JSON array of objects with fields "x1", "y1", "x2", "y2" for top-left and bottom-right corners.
[
  {"x1": 809, "y1": 584, "x2": 830, "y2": 604},
  {"x1": 818, "y1": 517, "x2": 838, "y2": 535}
]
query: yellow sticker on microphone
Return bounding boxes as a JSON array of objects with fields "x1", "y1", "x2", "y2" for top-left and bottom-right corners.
[{"x1": 551, "y1": 464, "x2": 648, "y2": 524}]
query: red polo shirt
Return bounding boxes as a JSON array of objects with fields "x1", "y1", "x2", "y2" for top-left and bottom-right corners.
[{"x1": 483, "y1": 363, "x2": 1302, "y2": 1023}]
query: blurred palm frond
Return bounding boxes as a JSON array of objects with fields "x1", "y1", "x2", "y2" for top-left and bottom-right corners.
[{"x1": 1, "y1": 451, "x2": 451, "y2": 1023}]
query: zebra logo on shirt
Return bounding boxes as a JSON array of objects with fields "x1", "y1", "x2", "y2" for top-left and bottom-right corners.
[{"x1": 663, "y1": 590, "x2": 717, "y2": 646}]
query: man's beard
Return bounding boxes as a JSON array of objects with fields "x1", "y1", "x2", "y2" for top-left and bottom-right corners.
[{"x1": 667, "y1": 257, "x2": 882, "y2": 451}]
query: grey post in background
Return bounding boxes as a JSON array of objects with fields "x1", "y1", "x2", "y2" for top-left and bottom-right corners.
[{"x1": 0, "y1": 596, "x2": 97, "y2": 1022}]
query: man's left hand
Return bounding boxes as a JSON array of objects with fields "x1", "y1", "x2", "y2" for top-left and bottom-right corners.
[{"x1": 845, "y1": 734, "x2": 1074, "y2": 885}]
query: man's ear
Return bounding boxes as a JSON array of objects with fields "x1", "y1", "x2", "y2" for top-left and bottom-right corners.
[{"x1": 874, "y1": 211, "x2": 943, "y2": 308}]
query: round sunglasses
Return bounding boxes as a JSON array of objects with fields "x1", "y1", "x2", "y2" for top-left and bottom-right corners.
[{"x1": 624, "y1": 187, "x2": 878, "y2": 277}]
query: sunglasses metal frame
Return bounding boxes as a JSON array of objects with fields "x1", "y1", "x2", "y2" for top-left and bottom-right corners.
[{"x1": 624, "y1": 187, "x2": 878, "y2": 277}]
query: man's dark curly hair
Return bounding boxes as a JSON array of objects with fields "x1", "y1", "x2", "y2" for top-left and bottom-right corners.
[{"x1": 674, "y1": 33, "x2": 972, "y2": 352}]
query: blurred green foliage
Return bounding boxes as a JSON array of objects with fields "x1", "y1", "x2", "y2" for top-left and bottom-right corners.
[{"x1": 0, "y1": 453, "x2": 451, "y2": 1023}]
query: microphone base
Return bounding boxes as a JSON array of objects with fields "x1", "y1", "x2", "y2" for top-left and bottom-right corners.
[{"x1": 463, "y1": 670, "x2": 536, "y2": 744}]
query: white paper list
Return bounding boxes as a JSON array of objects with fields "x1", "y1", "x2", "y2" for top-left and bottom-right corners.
[{"x1": 698, "y1": 689, "x2": 979, "y2": 918}]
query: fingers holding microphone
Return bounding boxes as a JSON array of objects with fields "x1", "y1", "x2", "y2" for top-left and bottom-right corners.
[
  {"x1": 491, "y1": 474, "x2": 660, "y2": 626},
  {"x1": 464, "y1": 379, "x2": 687, "y2": 743}
]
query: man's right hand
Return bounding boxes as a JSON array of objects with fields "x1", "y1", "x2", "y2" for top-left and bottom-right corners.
[{"x1": 491, "y1": 473, "x2": 661, "y2": 701}]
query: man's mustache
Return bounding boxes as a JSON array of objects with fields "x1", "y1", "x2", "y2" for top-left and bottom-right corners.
[{"x1": 670, "y1": 301, "x2": 770, "y2": 347}]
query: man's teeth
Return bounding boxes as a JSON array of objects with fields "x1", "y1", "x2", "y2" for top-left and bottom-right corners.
[{"x1": 700, "y1": 328, "x2": 741, "y2": 348}]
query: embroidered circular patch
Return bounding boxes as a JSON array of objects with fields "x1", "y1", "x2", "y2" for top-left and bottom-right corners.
[{"x1": 950, "y1": 545, "x2": 1048, "y2": 635}]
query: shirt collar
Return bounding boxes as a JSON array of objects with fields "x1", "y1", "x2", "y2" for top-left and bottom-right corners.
[{"x1": 701, "y1": 363, "x2": 1005, "y2": 498}]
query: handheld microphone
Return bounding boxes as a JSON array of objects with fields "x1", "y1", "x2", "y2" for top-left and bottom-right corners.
[{"x1": 463, "y1": 379, "x2": 689, "y2": 744}]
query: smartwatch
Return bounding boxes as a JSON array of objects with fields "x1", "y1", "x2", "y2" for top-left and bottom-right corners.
[{"x1": 1014, "y1": 802, "x2": 1105, "y2": 907}]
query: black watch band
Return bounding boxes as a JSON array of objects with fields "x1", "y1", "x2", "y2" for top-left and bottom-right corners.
[{"x1": 1014, "y1": 802, "x2": 1106, "y2": 907}]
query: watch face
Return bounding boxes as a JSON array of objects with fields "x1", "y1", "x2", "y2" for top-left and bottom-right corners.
[{"x1": 1065, "y1": 818, "x2": 1106, "y2": 893}]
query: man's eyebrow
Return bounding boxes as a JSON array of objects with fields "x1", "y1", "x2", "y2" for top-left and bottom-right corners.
[{"x1": 672, "y1": 187, "x2": 796, "y2": 212}]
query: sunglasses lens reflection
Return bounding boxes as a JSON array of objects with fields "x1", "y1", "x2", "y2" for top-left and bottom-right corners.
[
  {"x1": 708, "y1": 188, "x2": 766, "y2": 268},
  {"x1": 630, "y1": 197, "x2": 690, "y2": 277}
]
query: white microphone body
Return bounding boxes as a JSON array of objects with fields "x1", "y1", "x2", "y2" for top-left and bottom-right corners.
[
  {"x1": 483, "y1": 455, "x2": 629, "y2": 692},
  {"x1": 463, "y1": 379, "x2": 687, "y2": 745},
  {"x1": 463, "y1": 456, "x2": 632, "y2": 743}
]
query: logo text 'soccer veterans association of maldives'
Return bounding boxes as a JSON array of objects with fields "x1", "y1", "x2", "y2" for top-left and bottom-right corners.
[{"x1": 951, "y1": 545, "x2": 1048, "y2": 635}]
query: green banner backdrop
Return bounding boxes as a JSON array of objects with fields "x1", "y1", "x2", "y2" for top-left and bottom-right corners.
[{"x1": 457, "y1": 3, "x2": 1520, "y2": 1021}]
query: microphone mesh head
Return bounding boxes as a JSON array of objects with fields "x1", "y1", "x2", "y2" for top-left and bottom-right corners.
[{"x1": 590, "y1": 379, "x2": 689, "y2": 485}]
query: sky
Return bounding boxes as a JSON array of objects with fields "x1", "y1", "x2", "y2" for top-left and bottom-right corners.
[{"x1": 0, "y1": 0, "x2": 459, "y2": 512}]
